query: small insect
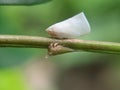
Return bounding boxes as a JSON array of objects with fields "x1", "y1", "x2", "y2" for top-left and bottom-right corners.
[{"x1": 46, "y1": 12, "x2": 91, "y2": 39}]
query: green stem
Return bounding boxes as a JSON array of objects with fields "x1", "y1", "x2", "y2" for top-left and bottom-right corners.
[{"x1": 0, "y1": 35, "x2": 120, "y2": 54}]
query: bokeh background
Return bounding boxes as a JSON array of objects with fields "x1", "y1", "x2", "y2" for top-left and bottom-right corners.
[{"x1": 0, "y1": 0, "x2": 120, "y2": 90}]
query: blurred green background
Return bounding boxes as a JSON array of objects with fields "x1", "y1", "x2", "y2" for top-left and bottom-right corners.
[{"x1": 0, "y1": 0, "x2": 120, "y2": 90}]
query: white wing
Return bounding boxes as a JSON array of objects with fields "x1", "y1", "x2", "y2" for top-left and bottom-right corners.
[{"x1": 46, "y1": 12, "x2": 91, "y2": 38}]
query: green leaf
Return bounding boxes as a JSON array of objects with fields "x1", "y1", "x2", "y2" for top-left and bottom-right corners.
[{"x1": 0, "y1": 0, "x2": 52, "y2": 5}]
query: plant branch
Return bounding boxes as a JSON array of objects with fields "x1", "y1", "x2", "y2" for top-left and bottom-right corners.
[{"x1": 0, "y1": 35, "x2": 120, "y2": 55}]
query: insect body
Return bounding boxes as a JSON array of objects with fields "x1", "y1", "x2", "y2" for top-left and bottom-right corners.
[{"x1": 46, "y1": 12, "x2": 91, "y2": 39}]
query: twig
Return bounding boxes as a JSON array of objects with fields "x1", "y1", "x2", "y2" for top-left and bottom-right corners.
[{"x1": 0, "y1": 35, "x2": 120, "y2": 55}]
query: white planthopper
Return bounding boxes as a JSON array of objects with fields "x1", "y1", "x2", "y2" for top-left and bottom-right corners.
[{"x1": 46, "y1": 12, "x2": 91, "y2": 39}]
